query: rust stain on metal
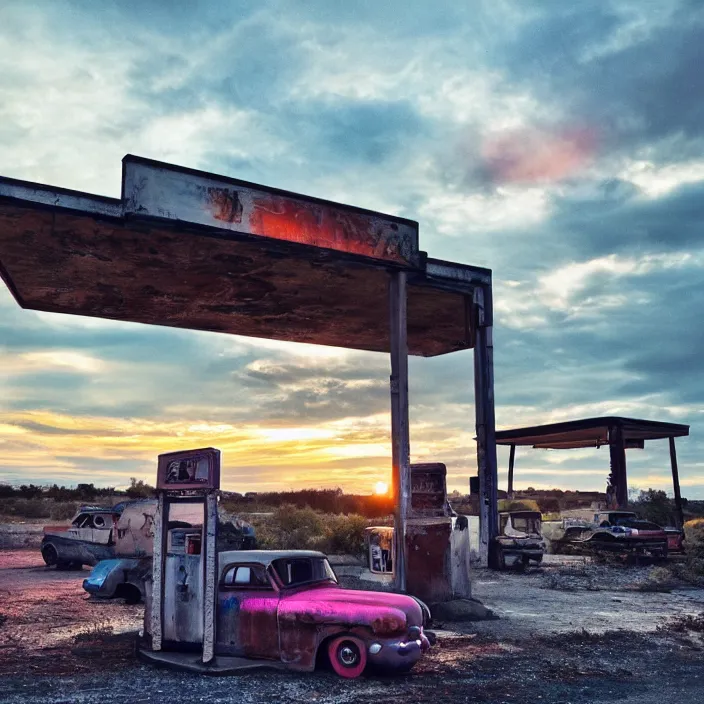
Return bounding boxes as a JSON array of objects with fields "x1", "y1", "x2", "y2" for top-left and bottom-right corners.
[
  {"x1": 249, "y1": 194, "x2": 412, "y2": 264},
  {"x1": 207, "y1": 187, "x2": 242, "y2": 224},
  {"x1": 406, "y1": 520, "x2": 453, "y2": 603}
]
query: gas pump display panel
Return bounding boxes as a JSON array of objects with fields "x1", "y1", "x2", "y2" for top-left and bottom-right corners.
[{"x1": 157, "y1": 447, "x2": 221, "y2": 491}]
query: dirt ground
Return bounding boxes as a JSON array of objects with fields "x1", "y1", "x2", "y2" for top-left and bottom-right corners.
[{"x1": 2, "y1": 550, "x2": 704, "y2": 704}]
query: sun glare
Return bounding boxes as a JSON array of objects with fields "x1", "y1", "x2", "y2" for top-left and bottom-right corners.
[{"x1": 374, "y1": 481, "x2": 389, "y2": 495}]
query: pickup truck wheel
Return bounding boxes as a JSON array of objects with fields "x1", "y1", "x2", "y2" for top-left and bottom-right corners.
[
  {"x1": 41, "y1": 544, "x2": 59, "y2": 567},
  {"x1": 328, "y1": 636, "x2": 367, "y2": 678}
]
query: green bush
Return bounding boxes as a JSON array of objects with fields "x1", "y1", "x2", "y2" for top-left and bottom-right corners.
[
  {"x1": 631, "y1": 489, "x2": 677, "y2": 526},
  {"x1": 249, "y1": 506, "x2": 369, "y2": 557},
  {"x1": 251, "y1": 505, "x2": 326, "y2": 551},
  {"x1": 323, "y1": 513, "x2": 368, "y2": 556},
  {"x1": 220, "y1": 488, "x2": 393, "y2": 518}
]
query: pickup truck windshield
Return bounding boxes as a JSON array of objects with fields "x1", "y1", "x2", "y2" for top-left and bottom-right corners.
[
  {"x1": 510, "y1": 515, "x2": 541, "y2": 535},
  {"x1": 271, "y1": 557, "x2": 338, "y2": 587}
]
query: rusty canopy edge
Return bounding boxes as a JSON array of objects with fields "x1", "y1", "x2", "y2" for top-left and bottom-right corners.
[{"x1": 121, "y1": 155, "x2": 420, "y2": 267}]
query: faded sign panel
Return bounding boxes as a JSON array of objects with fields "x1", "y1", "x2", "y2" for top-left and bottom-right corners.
[
  {"x1": 410, "y1": 463, "x2": 448, "y2": 515},
  {"x1": 122, "y1": 156, "x2": 419, "y2": 266},
  {"x1": 156, "y1": 447, "x2": 221, "y2": 491}
]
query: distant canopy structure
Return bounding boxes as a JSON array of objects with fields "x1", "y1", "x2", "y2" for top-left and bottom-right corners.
[{"x1": 495, "y1": 416, "x2": 690, "y2": 527}]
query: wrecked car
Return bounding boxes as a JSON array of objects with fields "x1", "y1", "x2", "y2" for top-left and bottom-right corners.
[
  {"x1": 544, "y1": 511, "x2": 668, "y2": 558},
  {"x1": 82, "y1": 557, "x2": 150, "y2": 603},
  {"x1": 41, "y1": 505, "x2": 120, "y2": 569},
  {"x1": 82, "y1": 502, "x2": 256, "y2": 601},
  {"x1": 492, "y1": 511, "x2": 545, "y2": 569},
  {"x1": 143, "y1": 549, "x2": 431, "y2": 678}
]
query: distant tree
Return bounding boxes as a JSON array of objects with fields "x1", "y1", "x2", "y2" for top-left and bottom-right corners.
[
  {"x1": 47, "y1": 484, "x2": 73, "y2": 501},
  {"x1": 17, "y1": 484, "x2": 42, "y2": 499},
  {"x1": 632, "y1": 488, "x2": 675, "y2": 526},
  {"x1": 76, "y1": 483, "x2": 98, "y2": 501},
  {"x1": 0, "y1": 484, "x2": 16, "y2": 498},
  {"x1": 536, "y1": 497, "x2": 560, "y2": 514},
  {"x1": 126, "y1": 477, "x2": 155, "y2": 499}
]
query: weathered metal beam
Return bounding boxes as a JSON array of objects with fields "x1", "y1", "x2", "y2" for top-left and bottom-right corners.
[
  {"x1": 669, "y1": 437, "x2": 685, "y2": 529},
  {"x1": 122, "y1": 155, "x2": 419, "y2": 267},
  {"x1": 473, "y1": 284, "x2": 498, "y2": 568},
  {"x1": 389, "y1": 271, "x2": 410, "y2": 592},
  {"x1": 421, "y1": 257, "x2": 492, "y2": 292},
  {"x1": 507, "y1": 444, "x2": 516, "y2": 499},
  {"x1": 0, "y1": 175, "x2": 122, "y2": 217}
]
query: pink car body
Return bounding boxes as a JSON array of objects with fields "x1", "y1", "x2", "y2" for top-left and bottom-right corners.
[{"x1": 215, "y1": 550, "x2": 430, "y2": 676}]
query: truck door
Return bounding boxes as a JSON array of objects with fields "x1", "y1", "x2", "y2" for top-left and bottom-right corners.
[{"x1": 216, "y1": 563, "x2": 280, "y2": 660}]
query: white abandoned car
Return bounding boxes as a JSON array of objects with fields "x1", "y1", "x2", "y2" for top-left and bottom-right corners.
[
  {"x1": 41, "y1": 504, "x2": 122, "y2": 569},
  {"x1": 81, "y1": 501, "x2": 256, "y2": 602}
]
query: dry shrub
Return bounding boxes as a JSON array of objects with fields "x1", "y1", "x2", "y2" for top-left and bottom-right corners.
[
  {"x1": 0, "y1": 498, "x2": 51, "y2": 519},
  {"x1": 50, "y1": 501, "x2": 79, "y2": 520},
  {"x1": 73, "y1": 619, "x2": 114, "y2": 643},
  {"x1": 640, "y1": 566, "x2": 677, "y2": 592},
  {"x1": 658, "y1": 612, "x2": 704, "y2": 634},
  {"x1": 498, "y1": 499, "x2": 540, "y2": 512},
  {"x1": 670, "y1": 558, "x2": 704, "y2": 585},
  {"x1": 685, "y1": 518, "x2": 704, "y2": 557}
]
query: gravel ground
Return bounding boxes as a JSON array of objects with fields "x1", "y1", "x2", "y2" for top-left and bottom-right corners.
[
  {"x1": 469, "y1": 562, "x2": 704, "y2": 639},
  {"x1": 2, "y1": 550, "x2": 704, "y2": 704}
]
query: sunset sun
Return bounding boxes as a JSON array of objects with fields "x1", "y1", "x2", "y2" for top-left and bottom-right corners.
[{"x1": 374, "y1": 481, "x2": 389, "y2": 495}]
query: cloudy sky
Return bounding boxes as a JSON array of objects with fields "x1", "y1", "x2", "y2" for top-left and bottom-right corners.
[{"x1": 1, "y1": 0, "x2": 703, "y2": 497}]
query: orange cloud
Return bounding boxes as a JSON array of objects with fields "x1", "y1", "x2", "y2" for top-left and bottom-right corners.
[{"x1": 481, "y1": 126, "x2": 597, "y2": 184}]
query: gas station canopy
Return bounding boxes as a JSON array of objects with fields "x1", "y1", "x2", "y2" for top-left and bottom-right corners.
[
  {"x1": 0, "y1": 154, "x2": 501, "y2": 579},
  {"x1": 496, "y1": 416, "x2": 690, "y2": 450},
  {"x1": 0, "y1": 155, "x2": 489, "y2": 357},
  {"x1": 496, "y1": 416, "x2": 690, "y2": 522}
]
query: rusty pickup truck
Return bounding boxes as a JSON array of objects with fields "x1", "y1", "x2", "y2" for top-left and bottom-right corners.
[
  {"x1": 492, "y1": 510, "x2": 546, "y2": 569},
  {"x1": 143, "y1": 549, "x2": 431, "y2": 677}
]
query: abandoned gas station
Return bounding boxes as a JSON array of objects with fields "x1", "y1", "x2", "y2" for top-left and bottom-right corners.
[{"x1": 0, "y1": 155, "x2": 499, "y2": 669}]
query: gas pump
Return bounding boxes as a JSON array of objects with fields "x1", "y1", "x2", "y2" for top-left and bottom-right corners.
[
  {"x1": 364, "y1": 463, "x2": 471, "y2": 603},
  {"x1": 144, "y1": 448, "x2": 220, "y2": 663},
  {"x1": 405, "y1": 463, "x2": 471, "y2": 602}
]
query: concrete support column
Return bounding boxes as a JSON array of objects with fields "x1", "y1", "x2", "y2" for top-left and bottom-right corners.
[
  {"x1": 389, "y1": 271, "x2": 410, "y2": 592},
  {"x1": 473, "y1": 285, "x2": 499, "y2": 568},
  {"x1": 609, "y1": 425, "x2": 628, "y2": 509},
  {"x1": 507, "y1": 444, "x2": 516, "y2": 499},
  {"x1": 669, "y1": 437, "x2": 685, "y2": 529},
  {"x1": 150, "y1": 493, "x2": 166, "y2": 651},
  {"x1": 202, "y1": 491, "x2": 218, "y2": 663}
]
